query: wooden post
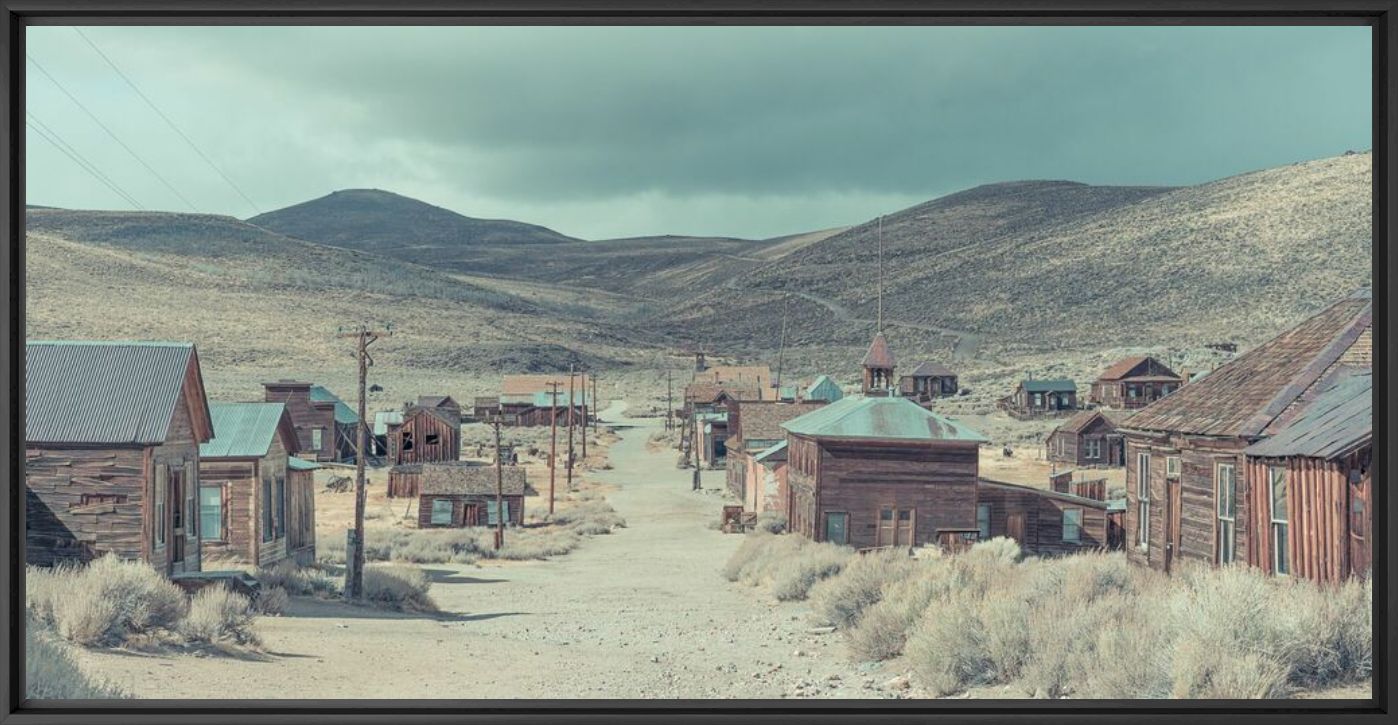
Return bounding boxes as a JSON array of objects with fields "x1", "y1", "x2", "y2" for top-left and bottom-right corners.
[
  {"x1": 592, "y1": 374, "x2": 599, "y2": 433},
  {"x1": 567, "y1": 365, "x2": 576, "y2": 492},
  {"x1": 493, "y1": 417, "x2": 504, "y2": 551},
  {"x1": 666, "y1": 369, "x2": 673, "y2": 431},
  {"x1": 337, "y1": 323, "x2": 391, "y2": 601},
  {"x1": 546, "y1": 381, "x2": 561, "y2": 515},
  {"x1": 581, "y1": 369, "x2": 588, "y2": 461}
]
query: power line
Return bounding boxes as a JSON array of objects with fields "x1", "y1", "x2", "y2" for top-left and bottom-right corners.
[
  {"x1": 72, "y1": 28, "x2": 262, "y2": 216},
  {"x1": 26, "y1": 113, "x2": 146, "y2": 210},
  {"x1": 27, "y1": 53, "x2": 200, "y2": 213}
]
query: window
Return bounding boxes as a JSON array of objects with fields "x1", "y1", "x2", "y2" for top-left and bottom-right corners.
[
  {"x1": 262, "y1": 478, "x2": 274, "y2": 542},
  {"x1": 1270, "y1": 466, "x2": 1289, "y2": 575},
  {"x1": 1032, "y1": 392, "x2": 1043, "y2": 408},
  {"x1": 311, "y1": 428, "x2": 324, "y2": 450},
  {"x1": 200, "y1": 486, "x2": 224, "y2": 541},
  {"x1": 977, "y1": 503, "x2": 991, "y2": 540},
  {"x1": 1136, "y1": 452, "x2": 1150, "y2": 548},
  {"x1": 402, "y1": 431, "x2": 414, "y2": 451},
  {"x1": 1216, "y1": 463, "x2": 1236, "y2": 564},
  {"x1": 486, "y1": 500, "x2": 511, "y2": 526},
  {"x1": 1166, "y1": 456, "x2": 1181, "y2": 478},
  {"x1": 1063, "y1": 508, "x2": 1082, "y2": 543},
  {"x1": 430, "y1": 499, "x2": 453, "y2": 525},
  {"x1": 824, "y1": 512, "x2": 849, "y2": 545},
  {"x1": 1085, "y1": 438, "x2": 1101, "y2": 460},
  {"x1": 425, "y1": 433, "x2": 440, "y2": 446},
  {"x1": 275, "y1": 476, "x2": 286, "y2": 538},
  {"x1": 154, "y1": 466, "x2": 167, "y2": 547}
]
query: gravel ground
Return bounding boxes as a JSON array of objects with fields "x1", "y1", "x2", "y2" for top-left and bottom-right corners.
[{"x1": 70, "y1": 401, "x2": 904, "y2": 699}]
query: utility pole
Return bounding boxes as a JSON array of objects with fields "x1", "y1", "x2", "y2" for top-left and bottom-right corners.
[
  {"x1": 775, "y1": 293, "x2": 789, "y2": 394},
  {"x1": 493, "y1": 416, "x2": 504, "y2": 551},
  {"x1": 591, "y1": 374, "x2": 598, "y2": 433},
  {"x1": 546, "y1": 381, "x2": 561, "y2": 515},
  {"x1": 337, "y1": 322, "x2": 391, "y2": 601},
  {"x1": 666, "y1": 369, "x2": 673, "y2": 431},
  {"x1": 566, "y1": 366, "x2": 576, "y2": 492},
  {"x1": 580, "y1": 369, "x2": 588, "y2": 461}
]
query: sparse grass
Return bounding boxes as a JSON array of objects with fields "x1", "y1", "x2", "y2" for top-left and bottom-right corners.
[
  {"x1": 257, "y1": 560, "x2": 342, "y2": 598},
  {"x1": 721, "y1": 531, "x2": 854, "y2": 601},
  {"x1": 27, "y1": 557, "x2": 188, "y2": 647},
  {"x1": 25, "y1": 614, "x2": 129, "y2": 699},
  {"x1": 729, "y1": 536, "x2": 1372, "y2": 699},
  {"x1": 181, "y1": 586, "x2": 260, "y2": 646},
  {"x1": 753, "y1": 511, "x2": 787, "y2": 534},
  {"x1": 362, "y1": 564, "x2": 437, "y2": 612}
]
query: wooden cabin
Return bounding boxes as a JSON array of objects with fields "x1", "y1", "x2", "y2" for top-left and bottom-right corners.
[
  {"x1": 804, "y1": 375, "x2": 844, "y2": 404},
  {"x1": 470, "y1": 396, "x2": 500, "y2": 422},
  {"x1": 723, "y1": 400, "x2": 827, "y2": 506},
  {"x1": 1242, "y1": 372, "x2": 1371, "y2": 582},
  {"x1": 974, "y1": 479, "x2": 1114, "y2": 555},
  {"x1": 898, "y1": 361, "x2": 958, "y2": 404},
  {"x1": 1000, "y1": 379, "x2": 1078, "y2": 419},
  {"x1": 1045, "y1": 410, "x2": 1126, "y2": 468},
  {"x1": 285, "y1": 457, "x2": 318, "y2": 565},
  {"x1": 1089, "y1": 356, "x2": 1183, "y2": 409},
  {"x1": 260, "y1": 380, "x2": 359, "y2": 462},
  {"x1": 780, "y1": 395, "x2": 986, "y2": 550},
  {"x1": 416, "y1": 462, "x2": 527, "y2": 528},
  {"x1": 488, "y1": 374, "x2": 591, "y2": 427},
  {"x1": 197, "y1": 402, "x2": 304, "y2": 569},
  {"x1": 385, "y1": 405, "x2": 461, "y2": 465},
  {"x1": 1121, "y1": 288, "x2": 1371, "y2": 578},
  {"x1": 416, "y1": 395, "x2": 462, "y2": 427},
  {"x1": 25, "y1": 341, "x2": 214, "y2": 574}
]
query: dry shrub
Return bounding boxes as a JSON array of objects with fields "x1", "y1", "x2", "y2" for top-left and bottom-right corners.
[
  {"x1": 181, "y1": 586, "x2": 259, "y2": 646},
  {"x1": 845, "y1": 562, "x2": 949, "y2": 661},
  {"x1": 257, "y1": 586, "x2": 290, "y2": 616},
  {"x1": 721, "y1": 531, "x2": 804, "y2": 584},
  {"x1": 362, "y1": 564, "x2": 437, "y2": 612},
  {"x1": 720, "y1": 531, "x2": 852, "y2": 601},
  {"x1": 391, "y1": 529, "x2": 489, "y2": 564},
  {"x1": 906, "y1": 596, "x2": 992, "y2": 696},
  {"x1": 28, "y1": 557, "x2": 187, "y2": 647},
  {"x1": 496, "y1": 528, "x2": 583, "y2": 560},
  {"x1": 753, "y1": 511, "x2": 787, "y2": 534},
  {"x1": 25, "y1": 614, "x2": 128, "y2": 700},
  {"x1": 810, "y1": 548, "x2": 917, "y2": 629},
  {"x1": 257, "y1": 560, "x2": 341, "y2": 598}
]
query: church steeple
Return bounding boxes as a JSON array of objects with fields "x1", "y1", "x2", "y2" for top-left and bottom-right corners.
[{"x1": 862, "y1": 215, "x2": 895, "y2": 395}]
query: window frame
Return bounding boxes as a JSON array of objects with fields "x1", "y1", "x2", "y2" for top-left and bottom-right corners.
[
  {"x1": 199, "y1": 484, "x2": 225, "y2": 543},
  {"x1": 823, "y1": 511, "x2": 850, "y2": 546},
  {"x1": 261, "y1": 477, "x2": 275, "y2": 543},
  {"x1": 1136, "y1": 451, "x2": 1150, "y2": 549},
  {"x1": 977, "y1": 503, "x2": 991, "y2": 540},
  {"x1": 1215, "y1": 462, "x2": 1237, "y2": 564},
  {"x1": 311, "y1": 427, "x2": 324, "y2": 451},
  {"x1": 1269, "y1": 465, "x2": 1290, "y2": 575},
  {"x1": 430, "y1": 498, "x2": 454, "y2": 526},
  {"x1": 1084, "y1": 438, "x2": 1101, "y2": 460},
  {"x1": 154, "y1": 464, "x2": 168, "y2": 548},
  {"x1": 1165, "y1": 456, "x2": 1181, "y2": 478},
  {"x1": 1062, "y1": 507, "x2": 1083, "y2": 543}
]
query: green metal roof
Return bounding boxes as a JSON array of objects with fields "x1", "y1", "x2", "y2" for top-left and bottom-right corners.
[
  {"x1": 754, "y1": 440, "x2": 788, "y2": 463},
  {"x1": 781, "y1": 395, "x2": 986, "y2": 443},
  {"x1": 200, "y1": 402, "x2": 289, "y2": 459},
  {"x1": 309, "y1": 385, "x2": 359, "y2": 425},
  {"x1": 805, "y1": 375, "x2": 844, "y2": 403},
  {"x1": 1022, "y1": 379, "x2": 1076, "y2": 393},
  {"x1": 288, "y1": 456, "x2": 321, "y2": 471}
]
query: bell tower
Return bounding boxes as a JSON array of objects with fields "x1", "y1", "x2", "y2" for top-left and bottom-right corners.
[{"x1": 861, "y1": 215, "x2": 896, "y2": 395}]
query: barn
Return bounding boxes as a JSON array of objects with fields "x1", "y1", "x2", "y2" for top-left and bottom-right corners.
[
  {"x1": 416, "y1": 462, "x2": 527, "y2": 528},
  {"x1": 25, "y1": 341, "x2": 214, "y2": 574},
  {"x1": 780, "y1": 395, "x2": 986, "y2": 550},
  {"x1": 1089, "y1": 355, "x2": 1183, "y2": 409},
  {"x1": 1045, "y1": 409, "x2": 1126, "y2": 468},
  {"x1": 197, "y1": 402, "x2": 306, "y2": 569},
  {"x1": 385, "y1": 405, "x2": 461, "y2": 464},
  {"x1": 1120, "y1": 288, "x2": 1371, "y2": 579}
]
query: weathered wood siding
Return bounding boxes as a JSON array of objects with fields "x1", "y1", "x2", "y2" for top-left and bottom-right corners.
[
  {"x1": 256, "y1": 434, "x2": 291, "y2": 569},
  {"x1": 387, "y1": 468, "x2": 421, "y2": 498},
  {"x1": 1245, "y1": 446, "x2": 1371, "y2": 583},
  {"x1": 286, "y1": 467, "x2": 317, "y2": 566},
  {"x1": 264, "y1": 384, "x2": 335, "y2": 461},
  {"x1": 390, "y1": 409, "x2": 461, "y2": 464},
  {"x1": 1124, "y1": 432, "x2": 1250, "y2": 573},
  {"x1": 148, "y1": 387, "x2": 202, "y2": 574},
  {"x1": 417, "y1": 494, "x2": 525, "y2": 528},
  {"x1": 976, "y1": 481, "x2": 1110, "y2": 555},
  {"x1": 25, "y1": 445, "x2": 150, "y2": 567},
  {"x1": 197, "y1": 459, "x2": 258, "y2": 566}
]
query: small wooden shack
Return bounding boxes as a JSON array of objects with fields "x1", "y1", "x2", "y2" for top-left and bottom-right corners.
[
  {"x1": 1001, "y1": 379, "x2": 1078, "y2": 418},
  {"x1": 974, "y1": 479, "x2": 1114, "y2": 555},
  {"x1": 197, "y1": 402, "x2": 304, "y2": 569},
  {"x1": 1089, "y1": 356, "x2": 1183, "y2": 409},
  {"x1": 1045, "y1": 410, "x2": 1125, "y2": 467},
  {"x1": 493, "y1": 374, "x2": 592, "y2": 427},
  {"x1": 416, "y1": 395, "x2": 462, "y2": 427},
  {"x1": 416, "y1": 462, "x2": 527, "y2": 528},
  {"x1": 286, "y1": 457, "x2": 319, "y2": 565},
  {"x1": 898, "y1": 361, "x2": 958, "y2": 404},
  {"x1": 1121, "y1": 288, "x2": 1371, "y2": 578},
  {"x1": 781, "y1": 395, "x2": 986, "y2": 550},
  {"x1": 25, "y1": 341, "x2": 214, "y2": 574},
  {"x1": 386, "y1": 405, "x2": 461, "y2": 465}
]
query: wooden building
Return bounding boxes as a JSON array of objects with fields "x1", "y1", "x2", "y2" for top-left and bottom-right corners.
[
  {"x1": 385, "y1": 405, "x2": 461, "y2": 465},
  {"x1": 780, "y1": 395, "x2": 987, "y2": 549},
  {"x1": 723, "y1": 400, "x2": 827, "y2": 507},
  {"x1": 483, "y1": 374, "x2": 591, "y2": 427},
  {"x1": 1089, "y1": 356, "x2": 1183, "y2": 409},
  {"x1": 1045, "y1": 410, "x2": 1126, "y2": 468},
  {"x1": 1242, "y1": 372, "x2": 1371, "y2": 582},
  {"x1": 285, "y1": 457, "x2": 319, "y2": 565},
  {"x1": 804, "y1": 375, "x2": 844, "y2": 403},
  {"x1": 1000, "y1": 379, "x2": 1078, "y2": 419},
  {"x1": 898, "y1": 361, "x2": 958, "y2": 404},
  {"x1": 25, "y1": 341, "x2": 214, "y2": 574},
  {"x1": 261, "y1": 380, "x2": 359, "y2": 462},
  {"x1": 751, "y1": 441, "x2": 790, "y2": 517},
  {"x1": 416, "y1": 462, "x2": 527, "y2": 528},
  {"x1": 1120, "y1": 288, "x2": 1371, "y2": 578},
  {"x1": 197, "y1": 402, "x2": 304, "y2": 569},
  {"x1": 371, "y1": 409, "x2": 404, "y2": 457},
  {"x1": 974, "y1": 479, "x2": 1114, "y2": 556},
  {"x1": 416, "y1": 395, "x2": 462, "y2": 427}
]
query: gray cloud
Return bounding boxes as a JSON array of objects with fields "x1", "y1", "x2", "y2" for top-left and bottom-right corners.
[{"x1": 26, "y1": 25, "x2": 1370, "y2": 239}]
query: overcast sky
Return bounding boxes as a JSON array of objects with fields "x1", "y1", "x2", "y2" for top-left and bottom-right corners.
[{"x1": 25, "y1": 25, "x2": 1370, "y2": 240}]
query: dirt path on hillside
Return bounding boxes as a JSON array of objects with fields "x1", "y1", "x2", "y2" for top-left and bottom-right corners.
[{"x1": 71, "y1": 402, "x2": 900, "y2": 700}]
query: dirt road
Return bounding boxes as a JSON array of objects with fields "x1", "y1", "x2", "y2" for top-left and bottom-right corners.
[{"x1": 73, "y1": 402, "x2": 897, "y2": 699}]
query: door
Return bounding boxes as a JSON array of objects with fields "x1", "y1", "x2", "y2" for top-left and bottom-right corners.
[
  {"x1": 1164, "y1": 479, "x2": 1183, "y2": 573},
  {"x1": 823, "y1": 512, "x2": 849, "y2": 545},
  {"x1": 1006, "y1": 512, "x2": 1025, "y2": 544},
  {"x1": 169, "y1": 466, "x2": 186, "y2": 572},
  {"x1": 895, "y1": 509, "x2": 915, "y2": 546},
  {"x1": 877, "y1": 508, "x2": 895, "y2": 546},
  {"x1": 1347, "y1": 468, "x2": 1370, "y2": 577}
]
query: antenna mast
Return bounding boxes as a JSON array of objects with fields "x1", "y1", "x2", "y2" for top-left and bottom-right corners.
[
  {"x1": 775, "y1": 293, "x2": 789, "y2": 393},
  {"x1": 876, "y1": 215, "x2": 884, "y2": 334}
]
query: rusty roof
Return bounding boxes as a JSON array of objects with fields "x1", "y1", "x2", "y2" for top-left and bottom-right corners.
[
  {"x1": 1244, "y1": 372, "x2": 1371, "y2": 460},
  {"x1": 1053, "y1": 409, "x2": 1122, "y2": 435},
  {"x1": 696, "y1": 365, "x2": 772, "y2": 386},
  {"x1": 420, "y1": 462, "x2": 526, "y2": 495},
  {"x1": 733, "y1": 400, "x2": 828, "y2": 444},
  {"x1": 26, "y1": 341, "x2": 213, "y2": 446},
  {"x1": 1124, "y1": 290, "x2": 1371, "y2": 438},
  {"x1": 861, "y1": 333, "x2": 896, "y2": 370},
  {"x1": 417, "y1": 395, "x2": 459, "y2": 409},
  {"x1": 904, "y1": 361, "x2": 955, "y2": 378},
  {"x1": 1098, "y1": 355, "x2": 1181, "y2": 382}
]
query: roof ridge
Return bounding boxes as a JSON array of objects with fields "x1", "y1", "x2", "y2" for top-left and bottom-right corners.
[{"x1": 1241, "y1": 303, "x2": 1371, "y2": 437}]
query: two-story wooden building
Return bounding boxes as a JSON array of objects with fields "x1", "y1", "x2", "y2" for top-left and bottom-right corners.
[
  {"x1": 1000, "y1": 379, "x2": 1078, "y2": 419},
  {"x1": 1045, "y1": 409, "x2": 1126, "y2": 468},
  {"x1": 898, "y1": 361, "x2": 958, "y2": 404},
  {"x1": 26, "y1": 341, "x2": 214, "y2": 574},
  {"x1": 261, "y1": 380, "x2": 359, "y2": 462},
  {"x1": 384, "y1": 404, "x2": 461, "y2": 465},
  {"x1": 1089, "y1": 356, "x2": 1183, "y2": 409},
  {"x1": 1120, "y1": 289, "x2": 1371, "y2": 580}
]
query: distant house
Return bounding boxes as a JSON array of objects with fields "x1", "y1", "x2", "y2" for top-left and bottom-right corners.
[
  {"x1": 1045, "y1": 410, "x2": 1126, "y2": 468},
  {"x1": 309, "y1": 385, "x2": 362, "y2": 461},
  {"x1": 490, "y1": 374, "x2": 591, "y2": 427},
  {"x1": 416, "y1": 395, "x2": 462, "y2": 427},
  {"x1": 683, "y1": 376, "x2": 770, "y2": 469},
  {"x1": 898, "y1": 361, "x2": 958, "y2": 404},
  {"x1": 804, "y1": 375, "x2": 844, "y2": 403},
  {"x1": 371, "y1": 409, "x2": 404, "y2": 456},
  {"x1": 1121, "y1": 288, "x2": 1371, "y2": 580},
  {"x1": 26, "y1": 341, "x2": 214, "y2": 574},
  {"x1": 974, "y1": 479, "x2": 1114, "y2": 556},
  {"x1": 416, "y1": 462, "x2": 526, "y2": 528},
  {"x1": 198, "y1": 402, "x2": 306, "y2": 569},
  {"x1": 781, "y1": 395, "x2": 986, "y2": 549},
  {"x1": 723, "y1": 400, "x2": 828, "y2": 507},
  {"x1": 1001, "y1": 379, "x2": 1078, "y2": 418},
  {"x1": 262, "y1": 380, "x2": 360, "y2": 462},
  {"x1": 695, "y1": 365, "x2": 776, "y2": 399},
  {"x1": 385, "y1": 405, "x2": 461, "y2": 465},
  {"x1": 753, "y1": 441, "x2": 790, "y2": 518},
  {"x1": 1089, "y1": 356, "x2": 1183, "y2": 409}
]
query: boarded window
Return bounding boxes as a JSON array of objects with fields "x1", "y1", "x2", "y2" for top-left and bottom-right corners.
[
  {"x1": 262, "y1": 478, "x2": 274, "y2": 542},
  {"x1": 76, "y1": 493, "x2": 127, "y2": 507},
  {"x1": 486, "y1": 500, "x2": 511, "y2": 526},
  {"x1": 1216, "y1": 463, "x2": 1237, "y2": 564},
  {"x1": 425, "y1": 433, "x2": 440, "y2": 446},
  {"x1": 1063, "y1": 508, "x2": 1082, "y2": 543},
  {"x1": 402, "y1": 432, "x2": 414, "y2": 451},
  {"x1": 155, "y1": 465, "x2": 167, "y2": 547},
  {"x1": 1136, "y1": 452, "x2": 1150, "y2": 548},
  {"x1": 824, "y1": 512, "x2": 849, "y2": 545},
  {"x1": 200, "y1": 486, "x2": 223, "y2": 541},
  {"x1": 977, "y1": 503, "x2": 991, "y2": 540},
  {"x1": 1270, "y1": 466, "x2": 1289, "y2": 575},
  {"x1": 430, "y1": 499, "x2": 453, "y2": 526},
  {"x1": 1166, "y1": 456, "x2": 1181, "y2": 478}
]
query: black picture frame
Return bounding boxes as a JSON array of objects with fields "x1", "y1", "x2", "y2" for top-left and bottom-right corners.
[{"x1": 1, "y1": 2, "x2": 1393, "y2": 723}]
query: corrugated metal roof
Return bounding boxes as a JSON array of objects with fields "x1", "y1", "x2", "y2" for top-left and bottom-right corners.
[
  {"x1": 372, "y1": 410, "x2": 404, "y2": 436},
  {"x1": 288, "y1": 457, "x2": 320, "y2": 471},
  {"x1": 26, "y1": 341, "x2": 198, "y2": 445},
  {"x1": 754, "y1": 440, "x2": 788, "y2": 463},
  {"x1": 201, "y1": 402, "x2": 290, "y2": 459},
  {"x1": 1244, "y1": 373, "x2": 1371, "y2": 460},
  {"x1": 309, "y1": 385, "x2": 359, "y2": 425},
  {"x1": 1022, "y1": 379, "x2": 1077, "y2": 393},
  {"x1": 782, "y1": 395, "x2": 986, "y2": 443},
  {"x1": 805, "y1": 375, "x2": 844, "y2": 403}
]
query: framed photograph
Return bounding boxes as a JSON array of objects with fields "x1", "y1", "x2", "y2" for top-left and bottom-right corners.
[{"x1": 2, "y1": 1, "x2": 1393, "y2": 723}]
